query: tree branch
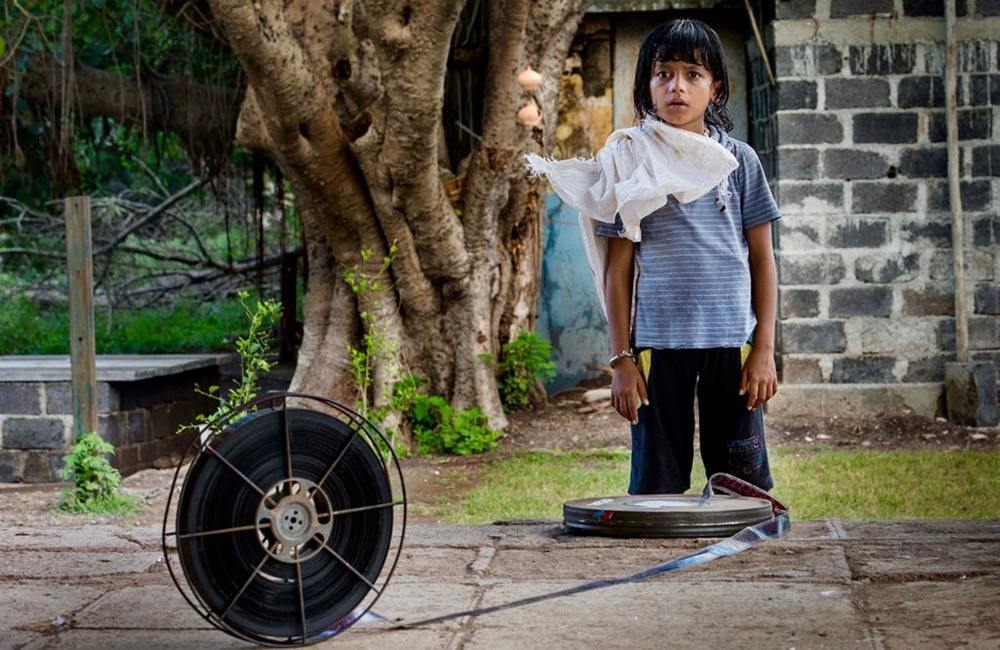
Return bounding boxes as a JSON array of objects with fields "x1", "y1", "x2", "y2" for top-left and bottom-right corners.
[{"x1": 19, "y1": 53, "x2": 242, "y2": 166}]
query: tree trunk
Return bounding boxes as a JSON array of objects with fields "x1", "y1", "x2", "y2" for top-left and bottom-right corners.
[{"x1": 209, "y1": 0, "x2": 588, "y2": 430}]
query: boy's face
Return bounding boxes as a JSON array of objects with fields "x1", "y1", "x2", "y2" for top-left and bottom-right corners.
[{"x1": 649, "y1": 56, "x2": 717, "y2": 134}]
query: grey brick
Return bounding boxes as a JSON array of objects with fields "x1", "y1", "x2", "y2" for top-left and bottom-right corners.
[
  {"x1": 823, "y1": 150, "x2": 888, "y2": 180},
  {"x1": 127, "y1": 410, "x2": 148, "y2": 445},
  {"x1": 113, "y1": 445, "x2": 140, "y2": 474},
  {"x1": 782, "y1": 357, "x2": 823, "y2": 383},
  {"x1": 849, "y1": 44, "x2": 917, "y2": 75},
  {"x1": 2, "y1": 418, "x2": 65, "y2": 449},
  {"x1": 21, "y1": 451, "x2": 58, "y2": 483},
  {"x1": 0, "y1": 383, "x2": 41, "y2": 415},
  {"x1": 776, "y1": 0, "x2": 816, "y2": 19},
  {"x1": 45, "y1": 382, "x2": 119, "y2": 414},
  {"x1": 139, "y1": 441, "x2": 160, "y2": 465},
  {"x1": 828, "y1": 219, "x2": 888, "y2": 248},
  {"x1": 777, "y1": 113, "x2": 843, "y2": 144},
  {"x1": 904, "y1": 355, "x2": 955, "y2": 382},
  {"x1": 902, "y1": 285, "x2": 954, "y2": 316},
  {"x1": 903, "y1": 0, "x2": 942, "y2": 16},
  {"x1": 972, "y1": 145, "x2": 1000, "y2": 177},
  {"x1": 830, "y1": 287, "x2": 893, "y2": 317},
  {"x1": 970, "y1": 74, "x2": 991, "y2": 107},
  {"x1": 781, "y1": 288, "x2": 820, "y2": 318},
  {"x1": 832, "y1": 0, "x2": 893, "y2": 16},
  {"x1": 782, "y1": 321, "x2": 848, "y2": 353},
  {"x1": 929, "y1": 250, "x2": 954, "y2": 280},
  {"x1": 775, "y1": 44, "x2": 841, "y2": 77},
  {"x1": 901, "y1": 219, "x2": 951, "y2": 246},
  {"x1": 778, "y1": 182, "x2": 844, "y2": 212},
  {"x1": 936, "y1": 319, "x2": 956, "y2": 350},
  {"x1": 927, "y1": 180, "x2": 991, "y2": 212},
  {"x1": 929, "y1": 108, "x2": 993, "y2": 142},
  {"x1": 777, "y1": 80, "x2": 817, "y2": 110},
  {"x1": 855, "y1": 252, "x2": 921, "y2": 283},
  {"x1": 959, "y1": 41, "x2": 994, "y2": 73},
  {"x1": 779, "y1": 221, "x2": 822, "y2": 249},
  {"x1": 975, "y1": 284, "x2": 1000, "y2": 315},
  {"x1": 980, "y1": 0, "x2": 1000, "y2": 14},
  {"x1": 0, "y1": 451, "x2": 17, "y2": 482},
  {"x1": 831, "y1": 357, "x2": 896, "y2": 383},
  {"x1": 777, "y1": 148, "x2": 819, "y2": 179},
  {"x1": 852, "y1": 182, "x2": 917, "y2": 213},
  {"x1": 932, "y1": 76, "x2": 965, "y2": 107},
  {"x1": 825, "y1": 78, "x2": 891, "y2": 109},
  {"x1": 853, "y1": 113, "x2": 918, "y2": 144},
  {"x1": 98, "y1": 414, "x2": 127, "y2": 447},
  {"x1": 899, "y1": 147, "x2": 951, "y2": 178},
  {"x1": 945, "y1": 361, "x2": 998, "y2": 426},
  {"x1": 970, "y1": 317, "x2": 1000, "y2": 349},
  {"x1": 898, "y1": 76, "x2": 936, "y2": 108},
  {"x1": 780, "y1": 253, "x2": 846, "y2": 285},
  {"x1": 973, "y1": 218, "x2": 993, "y2": 246}
]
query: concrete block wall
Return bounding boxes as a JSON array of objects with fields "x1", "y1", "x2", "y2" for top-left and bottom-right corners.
[
  {"x1": 765, "y1": 0, "x2": 1000, "y2": 415},
  {"x1": 0, "y1": 367, "x2": 218, "y2": 483}
]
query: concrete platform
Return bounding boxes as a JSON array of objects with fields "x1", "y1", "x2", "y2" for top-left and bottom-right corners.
[
  {"x1": 0, "y1": 355, "x2": 232, "y2": 382},
  {"x1": 0, "y1": 520, "x2": 997, "y2": 649}
]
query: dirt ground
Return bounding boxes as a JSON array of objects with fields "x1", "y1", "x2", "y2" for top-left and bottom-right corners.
[{"x1": 2, "y1": 390, "x2": 997, "y2": 530}]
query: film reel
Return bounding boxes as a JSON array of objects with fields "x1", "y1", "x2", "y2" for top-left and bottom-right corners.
[
  {"x1": 162, "y1": 393, "x2": 406, "y2": 646},
  {"x1": 563, "y1": 494, "x2": 773, "y2": 537}
]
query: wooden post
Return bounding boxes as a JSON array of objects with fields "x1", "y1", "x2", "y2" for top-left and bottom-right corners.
[
  {"x1": 945, "y1": 0, "x2": 969, "y2": 363},
  {"x1": 279, "y1": 251, "x2": 298, "y2": 362},
  {"x1": 65, "y1": 196, "x2": 98, "y2": 437}
]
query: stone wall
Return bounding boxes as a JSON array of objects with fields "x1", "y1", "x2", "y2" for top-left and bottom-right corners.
[
  {"x1": 0, "y1": 366, "x2": 219, "y2": 483},
  {"x1": 766, "y1": 0, "x2": 1000, "y2": 416}
]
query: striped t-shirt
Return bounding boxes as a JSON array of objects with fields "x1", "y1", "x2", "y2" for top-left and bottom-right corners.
[{"x1": 596, "y1": 125, "x2": 781, "y2": 349}]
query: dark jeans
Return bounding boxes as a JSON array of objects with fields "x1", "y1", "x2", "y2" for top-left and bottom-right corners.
[{"x1": 629, "y1": 347, "x2": 773, "y2": 495}]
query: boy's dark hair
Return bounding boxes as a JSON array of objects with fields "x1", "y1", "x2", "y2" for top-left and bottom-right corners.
[{"x1": 632, "y1": 18, "x2": 734, "y2": 132}]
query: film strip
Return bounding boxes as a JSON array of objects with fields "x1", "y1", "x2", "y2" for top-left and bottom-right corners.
[{"x1": 387, "y1": 473, "x2": 789, "y2": 630}]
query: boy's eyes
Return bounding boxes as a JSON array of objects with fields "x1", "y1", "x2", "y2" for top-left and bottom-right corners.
[{"x1": 656, "y1": 70, "x2": 704, "y2": 79}]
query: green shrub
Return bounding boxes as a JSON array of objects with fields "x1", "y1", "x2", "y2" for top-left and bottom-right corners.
[
  {"x1": 391, "y1": 373, "x2": 500, "y2": 456},
  {"x1": 0, "y1": 295, "x2": 247, "y2": 354},
  {"x1": 58, "y1": 432, "x2": 140, "y2": 515},
  {"x1": 497, "y1": 331, "x2": 556, "y2": 411},
  {"x1": 179, "y1": 290, "x2": 280, "y2": 434}
]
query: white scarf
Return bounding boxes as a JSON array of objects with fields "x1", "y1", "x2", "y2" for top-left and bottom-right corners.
[{"x1": 525, "y1": 120, "x2": 739, "y2": 321}]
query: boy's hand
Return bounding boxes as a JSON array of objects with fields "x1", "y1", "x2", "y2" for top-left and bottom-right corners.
[
  {"x1": 611, "y1": 359, "x2": 648, "y2": 425},
  {"x1": 739, "y1": 348, "x2": 778, "y2": 410}
]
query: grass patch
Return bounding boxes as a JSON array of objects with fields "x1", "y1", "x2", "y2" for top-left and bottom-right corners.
[
  {"x1": 436, "y1": 447, "x2": 1000, "y2": 524},
  {"x1": 0, "y1": 295, "x2": 248, "y2": 354}
]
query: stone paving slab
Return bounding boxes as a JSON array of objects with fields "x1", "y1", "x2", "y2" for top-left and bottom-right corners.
[
  {"x1": 74, "y1": 585, "x2": 211, "y2": 630},
  {"x1": 461, "y1": 581, "x2": 867, "y2": 649},
  {"x1": 838, "y1": 519, "x2": 1000, "y2": 540},
  {"x1": 317, "y1": 629, "x2": 457, "y2": 650},
  {"x1": 0, "y1": 526, "x2": 140, "y2": 551},
  {"x1": 0, "y1": 584, "x2": 102, "y2": 628},
  {"x1": 854, "y1": 577, "x2": 1000, "y2": 650},
  {"x1": 367, "y1": 582, "x2": 478, "y2": 626},
  {"x1": 2, "y1": 519, "x2": 999, "y2": 649},
  {"x1": 390, "y1": 547, "x2": 480, "y2": 580},
  {"x1": 19, "y1": 630, "x2": 252, "y2": 649},
  {"x1": 0, "y1": 551, "x2": 161, "y2": 579},
  {"x1": 844, "y1": 540, "x2": 1000, "y2": 579},
  {"x1": 0, "y1": 631, "x2": 39, "y2": 650},
  {"x1": 487, "y1": 542, "x2": 852, "y2": 583}
]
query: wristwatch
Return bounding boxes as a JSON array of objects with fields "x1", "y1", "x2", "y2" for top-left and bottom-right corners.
[{"x1": 608, "y1": 348, "x2": 636, "y2": 368}]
